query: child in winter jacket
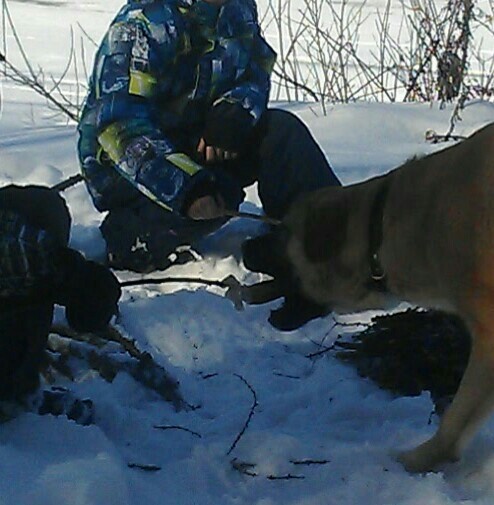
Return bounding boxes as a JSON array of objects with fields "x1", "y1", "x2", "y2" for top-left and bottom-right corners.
[{"x1": 78, "y1": 0, "x2": 341, "y2": 273}]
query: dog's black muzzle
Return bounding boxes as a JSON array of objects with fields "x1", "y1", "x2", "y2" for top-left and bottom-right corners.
[{"x1": 242, "y1": 227, "x2": 329, "y2": 331}]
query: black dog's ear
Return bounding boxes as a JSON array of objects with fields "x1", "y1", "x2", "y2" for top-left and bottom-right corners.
[{"x1": 302, "y1": 194, "x2": 348, "y2": 264}]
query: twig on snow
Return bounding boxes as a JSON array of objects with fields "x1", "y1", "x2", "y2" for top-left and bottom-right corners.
[
  {"x1": 226, "y1": 374, "x2": 259, "y2": 455},
  {"x1": 231, "y1": 458, "x2": 258, "y2": 477},
  {"x1": 273, "y1": 372, "x2": 302, "y2": 379},
  {"x1": 290, "y1": 459, "x2": 331, "y2": 466},
  {"x1": 121, "y1": 274, "x2": 245, "y2": 311},
  {"x1": 305, "y1": 341, "x2": 340, "y2": 359},
  {"x1": 200, "y1": 372, "x2": 219, "y2": 380},
  {"x1": 153, "y1": 424, "x2": 202, "y2": 438},
  {"x1": 306, "y1": 319, "x2": 369, "y2": 359},
  {"x1": 127, "y1": 463, "x2": 162, "y2": 472},
  {"x1": 267, "y1": 473, "x2": 305, "y2": 481},
  {"x1": 232, "y1": 457, "x2": 329, "y2": 480},
  {"x1": 120, "y1": 276, "x2": 231, "y2": 289}
]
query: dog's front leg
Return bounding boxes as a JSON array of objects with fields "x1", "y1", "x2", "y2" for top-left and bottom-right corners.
[{"x1": 398, "y1": 320, "x2": 494, "y2": 473}]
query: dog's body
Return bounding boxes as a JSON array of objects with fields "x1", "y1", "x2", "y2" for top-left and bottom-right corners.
[{"x1": 283, "y1": 123, "x2": 494, "y2": 472}]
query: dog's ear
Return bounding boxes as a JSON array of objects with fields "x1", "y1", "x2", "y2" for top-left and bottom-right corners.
[{"x1": 302, "y1": 194, "x2": 348, "y2": 263}]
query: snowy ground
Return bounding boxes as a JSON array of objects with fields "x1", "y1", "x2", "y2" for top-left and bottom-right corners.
[{"x1": 2, "y1": 1, "x2": 494, "y2": 504}]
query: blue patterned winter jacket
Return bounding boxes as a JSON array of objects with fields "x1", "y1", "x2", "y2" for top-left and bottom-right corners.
[
  {"x1": 78, "y1": 0, "x2": 276, "y2": 213},
  {"x1": 0, "y1": 185, "x2": 72, "y2": 298},
  {"x1": 0, "y1": 210, "x2": 60, "y2": 297}
]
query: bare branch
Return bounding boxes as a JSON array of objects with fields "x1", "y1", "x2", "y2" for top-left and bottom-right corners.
[
  {"x1": 153, "y1": 425, "x2": 202, "y2": 438},
  {"x1": 226, "y1": 374, "x2": 259, "y2": 455}
]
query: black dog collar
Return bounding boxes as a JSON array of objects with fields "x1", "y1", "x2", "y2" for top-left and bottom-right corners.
[{"x1": 368, "y1": 181, "x2": 391, "y2": 292}]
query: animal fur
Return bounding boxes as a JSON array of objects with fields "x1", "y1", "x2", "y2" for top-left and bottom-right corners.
[{"x1": 282, "y1": 122, "x2": 494, "y2": 472}]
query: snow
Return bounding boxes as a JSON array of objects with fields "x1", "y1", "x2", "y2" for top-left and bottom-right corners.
[{"x1": 1, "y1": 1, "x2": 494, "y2": 504}]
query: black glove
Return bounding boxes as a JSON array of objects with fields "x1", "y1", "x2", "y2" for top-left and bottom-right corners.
[
  {"x1": 242, "y1": 229, "x2": 329, "y2": 331},
  {"x1": 54, "y1": 249, "x2": 121, "y2": 332},
  {"x1": 202, "y1": 101, "x2": 255, "y2": 153}
]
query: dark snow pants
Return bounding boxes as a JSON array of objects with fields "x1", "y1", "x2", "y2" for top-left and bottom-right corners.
[
  {"x1": 0, "y1": 187, "x2": 70, "y2": 401},
  {"x1": 100, "y1": 108, "x2": 341, "y2": 273}
]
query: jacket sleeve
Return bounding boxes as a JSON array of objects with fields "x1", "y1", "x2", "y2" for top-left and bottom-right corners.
[
  {"x1": 213, "y1": 34, "x2": 276, "y2": 122},
  {"x1": 192, "y1": 0, "x2": 276, "y2": 124},
  {"x1": 91, "y1": 3, "x2": 216, "y2": 214}
]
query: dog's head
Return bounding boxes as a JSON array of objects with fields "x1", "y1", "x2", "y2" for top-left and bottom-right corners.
[
  {"x1": 282, "y1": 185, "x2": 379, "y2": 313},
  {"x1": 241, "y1": 186, "x2": 354, "y2": 329},
  {"x1": 241, "y1": 185, "x2": 359, "y2": 328},
  {"x1": 242, "y1": 225, "x2": 330, "y2": 330},
  {"x1": 284, "y1": 187, "x2": 348, "y2": 300},
  {"x1": 242, "y1": 182, "x2": 391, "y2": 328}
]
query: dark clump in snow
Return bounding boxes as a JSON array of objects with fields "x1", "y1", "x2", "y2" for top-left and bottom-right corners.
[{"x1": 335, "y1": 308, "x2": 470, "y2": 413}]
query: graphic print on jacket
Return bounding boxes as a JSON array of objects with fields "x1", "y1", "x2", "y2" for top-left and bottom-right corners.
[{"x1": 78, "y1": 0, "x2": 276, "y2": 213}]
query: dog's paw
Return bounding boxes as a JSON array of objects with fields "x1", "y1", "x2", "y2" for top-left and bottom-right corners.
[
  {"x1": 396, "y1": 437, "x2": 459, "y2": 473},
  {"x1": 268, "y1": 294, "x2": 330, "y2": 331}
]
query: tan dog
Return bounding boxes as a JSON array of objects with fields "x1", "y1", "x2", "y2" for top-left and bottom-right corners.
[{"x1": 282, "y1": 123, "x2": 494, "y2": 472}]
